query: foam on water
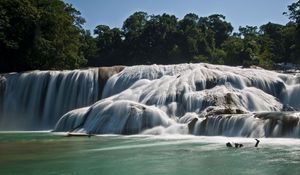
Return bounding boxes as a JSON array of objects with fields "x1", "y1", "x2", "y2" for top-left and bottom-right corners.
[{"x1": 84, "y1": 135, "x2": 300, "y2": 153}]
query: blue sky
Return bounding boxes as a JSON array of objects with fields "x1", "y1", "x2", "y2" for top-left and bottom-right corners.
[{"x1": 64, "y1": 0, "x2": 296, "y2": 32}]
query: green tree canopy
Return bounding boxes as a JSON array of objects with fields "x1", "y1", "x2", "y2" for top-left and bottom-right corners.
[
  {"x1": 0, "y1": 1, "x2": 299, "y2": 72},
  {"x1": 0, "y1": 0, "x2": 86, "y2": 73}
]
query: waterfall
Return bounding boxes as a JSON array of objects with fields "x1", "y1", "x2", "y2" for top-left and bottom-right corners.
[
  {"x1": 193, "y1": 112, "x2": 300, "y2": 138},
  {"x1": 54, "y1": 63, "x2": 300, "y2": 137},
  {"x1": 0, "y1": 69, "x2": 100, "y2": 130},
  {"x1": 0, "y1": 66, "x2": 124, "y2": 130},
  {"x1": 54, "y1": 100, "x2": 173, "y2": 134},
  {"x1": 1, "y1": 63, "x2": 300, "y2": 137},
  {"x1": 101, "y1": 64, "x2": 293, "y2": 115}
]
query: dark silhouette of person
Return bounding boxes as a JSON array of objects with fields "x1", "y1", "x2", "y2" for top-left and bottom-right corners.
[
  {"x1": 235, "y1": 143, "x2": 243, "y2": 148},
  {"x1": 226, "y1": 142, "x2": 233, "y2": 147},
  {"x1": 226, "y1": 139, "x2": 259, "y2": 148},
  {"x1": 255, "y1": 139, "x2": 260, "y2": 147},
  {"x1": 226, "y1": 142, "x2": 243, "y2": 148}
]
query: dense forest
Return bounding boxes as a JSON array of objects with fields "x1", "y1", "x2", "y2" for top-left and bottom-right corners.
[{"x1": 0, "y1": 0, "x2": 299, "y2": 73}]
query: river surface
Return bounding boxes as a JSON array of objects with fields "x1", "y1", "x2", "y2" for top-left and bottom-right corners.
[{"x1": 1, "y1": 132, "x2": 300, "y2": 175}]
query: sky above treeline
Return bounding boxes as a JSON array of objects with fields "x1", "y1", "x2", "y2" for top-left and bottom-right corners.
[{"x1": 64, "y1": 0, "x2": 296, "y2": 32}]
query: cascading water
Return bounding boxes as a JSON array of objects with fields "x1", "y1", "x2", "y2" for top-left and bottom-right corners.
[
  {"x1": 0, "y1": 69, "x2": 101, "y2": 130},
  {"x1": 53, "y1": 63, "x2": 300, "y2": 137},
  {"x1": 1, "y1": 63, "x2": 300, "y2": 137},
  {"x1": 193, "y1": 112, "x2": 300, "y2": 138},
  {"x1": 0, "y1": 66, "x2": 124, "y2": 130},
  {"x1": 54, "y1": 100, "x2": 174, "y2": 134}
]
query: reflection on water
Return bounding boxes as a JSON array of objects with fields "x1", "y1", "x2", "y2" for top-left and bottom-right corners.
[{"x1": 0, "y1": 132, "x2": 300, "y2": 175}]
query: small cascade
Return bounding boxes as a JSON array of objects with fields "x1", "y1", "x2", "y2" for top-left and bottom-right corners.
[
  {"x1": 0, "y1": 75, "x2": 6, "y2": 113},
  {"x1": 102, "y1": 64, "x2": 291, "y2": 102},
  {"x1": 193, "y1": 112, "x2": 300, "y2": 138},
  {"x1": 54, "y1": 100, "x2": 173, "y2": 134},
  {"x1": 0, "y1": 69, "x2": 100, "y2": 130},
  {"x1": 101, "y1": 64, "x2": 290, "y2": 118}
]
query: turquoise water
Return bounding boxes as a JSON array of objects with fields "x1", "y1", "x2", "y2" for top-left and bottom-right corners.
[{"x1": 1, "y1": 132, "x2": 300, "y2": 175}]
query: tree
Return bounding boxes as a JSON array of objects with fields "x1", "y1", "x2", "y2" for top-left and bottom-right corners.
[
  {"x1": 178, "y1": 13, "x2": 201, "y2": 60},
  {"x1": 199, "y1": 14, "x2": 233, "y2": 48},
  {"x1": 284, "y1": 1, "x2": 300, "y2": 64},
  {"x1": 121, "y1": 12, "x2": 148, "y2": 64},
  {"x1": 3, "y1": 2, "x2": 298, "y2": 71},
  {"x1": 177, "y1": 13, "x2": 212, "y2": 62},
  {"x1": 0, "y1": 0, "x2": 38, "y2": 72},
  {"x1": 80, "y1": 30, "x2": 97, "y2": 65},
  {"x1": 239, "y1": 26, "x2": 259, "y2": 38},
  {"x1": 92, "y1": 25, "x2": 123, "y2": 65},
  {"x1": 123, "y1": 12, "x2": 148, "y2": 39},
  {"x1": 222, "y1": 36, "x2": 244, "y2": 65},
  {"x1": 140, "y1": 14, "x2": 178, "y2": 64},
  {"x1": 238, "y1": 26, "x2": 260, "y2": 67},
  {"x1": 284, "y1": 1, "x2": 300, "y2": 24},
  {"x1": 281, "y1": 22, "x2": 297, "y2": 63},
  {"x1": 259, "y1": 23, "x2": 285, "y2": 63},
  {"x1": 0, "y1": 0, "x2": 86, "y2": 73}
]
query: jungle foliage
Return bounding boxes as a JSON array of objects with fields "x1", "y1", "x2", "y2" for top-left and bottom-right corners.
[{"x1": 0, "y1": 0, "x2": 299, "y2": 73}]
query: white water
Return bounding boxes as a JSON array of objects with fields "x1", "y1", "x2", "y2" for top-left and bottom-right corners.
[
  {"x1": 193, "y1": 112, "x2": 300, "y2": 138},
  {"x1": 1, "y1": 63, "x2": 300, "y2": 137},
  {"x1": 55, "y1": 64, "x2": 300, "y2": 137},
  {"x1": 0, "y1": 69, "x2": 100, "y2": 130},
  {"x1": 55, "y1": 100, "x2": 173, "y2": 134}
]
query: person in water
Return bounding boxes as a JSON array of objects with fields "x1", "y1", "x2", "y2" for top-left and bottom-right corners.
[
  {"x1": 226, "y1": 142, "x2": 243, "y2": 148},
  {"x1": 226, "y1": 142, "x2": 233, "y2": 147},
  {"x1": 254, "y1": 139, "x2": 260, "y2": 147},
  {"x1": 235, "y1": 143, "x2": 244, "y2": 148},
  {"x1": 226, "y1": 139, "x2": 260, "y2": 148}
]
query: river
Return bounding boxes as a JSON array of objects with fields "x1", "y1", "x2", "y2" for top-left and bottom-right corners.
[{"x1": 1, "y1": 132, "x2": 300, "y2": 175}]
